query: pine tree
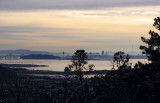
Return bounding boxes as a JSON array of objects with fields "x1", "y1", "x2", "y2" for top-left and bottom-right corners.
[{"x1": 140, "y1": 17, "x2": 160, "y2": 63}]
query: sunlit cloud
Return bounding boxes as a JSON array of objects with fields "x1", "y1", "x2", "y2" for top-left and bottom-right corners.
[{"x1": 135, "y1": 19, "x2": 153, "y2": 23}]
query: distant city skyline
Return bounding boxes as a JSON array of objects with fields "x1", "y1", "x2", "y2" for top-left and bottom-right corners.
[
  {"x1": 0, "y1": 49, "x2": 143, "y2": 56},
  {"x1": 0, "y1": 49, "x2": 145, "y2": 60},
  {"x1": 0, "y1": 0, "x2": 160, "y2": 52}
]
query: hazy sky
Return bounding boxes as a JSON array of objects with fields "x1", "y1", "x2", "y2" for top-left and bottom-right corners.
[{"x1": 0, "y1": 0, "x2": 160, "y2": 53}]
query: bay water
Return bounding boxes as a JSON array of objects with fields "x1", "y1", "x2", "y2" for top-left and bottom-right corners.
[{"x1": 0, "y1": 59, "x2": 148, "y2": 71}]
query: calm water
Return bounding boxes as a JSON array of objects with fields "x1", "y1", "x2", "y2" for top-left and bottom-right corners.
[{"x1": 0, "y1": 59, "x2": 148, "y2": 71}]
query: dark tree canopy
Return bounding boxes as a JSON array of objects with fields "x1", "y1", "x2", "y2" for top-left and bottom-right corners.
[
  {"x1": 71, "y1": 50, "x2": 88, "y2": 71},
  {"x1": 153, "y1": 17, "x2": 160, "y2": 30},
  {"x1": 113, "y1": 51, "x2": 131, "y2": 70},
  {"x1": 140, "y1": 17, "x2": 160, "y2": 63}
]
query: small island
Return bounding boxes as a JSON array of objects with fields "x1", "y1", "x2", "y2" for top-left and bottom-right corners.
[{"x1": 21, "y1": 54, "x2": 60, "y2": 59}]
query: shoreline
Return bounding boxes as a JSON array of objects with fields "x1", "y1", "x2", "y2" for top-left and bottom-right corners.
[{"x1": 0, "y1": 63, "x2": 113, "y2": 77}]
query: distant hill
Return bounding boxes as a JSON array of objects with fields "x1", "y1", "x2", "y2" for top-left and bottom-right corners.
[
  {"x1": 21, "y1": 54, "x2": 61, "y2": 59},
  {"x1": 0, "y1": 49, "x2": 51, "y2": 55}
]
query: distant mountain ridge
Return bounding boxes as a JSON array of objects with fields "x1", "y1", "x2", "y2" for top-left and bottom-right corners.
[{"x1": 0, "y1": 49, "x2": 51, "y2": 55}]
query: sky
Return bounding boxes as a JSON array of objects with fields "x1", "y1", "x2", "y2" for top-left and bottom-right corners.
[{"x1": 0, "y1": 0, "x2": 160, "y2": 53}]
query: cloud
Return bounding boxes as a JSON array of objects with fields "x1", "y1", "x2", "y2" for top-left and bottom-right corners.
[
  {"x1": 0, "y1": 0, "x2": 160, "y2": 11},
  {"x1": 0, "y1": 26, "x2": 73, "y2": 33},
  {"x1": 0, "y1": 25, "x2": 79, "y2": 40}
]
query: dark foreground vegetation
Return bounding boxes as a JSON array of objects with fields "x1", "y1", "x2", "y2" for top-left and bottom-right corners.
[{"x1": 1, "y1": 17, "x2": 160, "y2": 103}]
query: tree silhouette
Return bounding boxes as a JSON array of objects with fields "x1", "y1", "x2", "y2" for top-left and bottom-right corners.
[
  {"x1": 140, "y1": 17, "x2": 160, "y2": 64},
  {"x1": 113, "y1": 51, "x2": 131, "y2": 70},
  {"x1": 69, "y1": 50, "x2": 94, "y2": 84},
  {"x1": 69, "y1": 50, "x2": 94, "y2": 103}
]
